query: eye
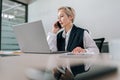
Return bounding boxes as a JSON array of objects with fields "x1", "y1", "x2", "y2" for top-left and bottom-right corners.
[
  {"x1": 58, "y1": 15, "x2": 64, "y2": 19},
  {"x1": 60, "y1": 15, "x2": 64, "y2": 18}
]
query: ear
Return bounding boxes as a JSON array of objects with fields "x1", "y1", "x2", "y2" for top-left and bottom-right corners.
[{"x1": 68, "y1": 16, "x2": 73, "y2": 21}]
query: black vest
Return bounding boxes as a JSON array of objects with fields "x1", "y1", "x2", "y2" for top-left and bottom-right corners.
[
  {"x1": 57, "y1": 25, "x2": 84, "y2": 52},
  {"x1": 57, "y1": 25, "x2": 86, "y2": 76}
]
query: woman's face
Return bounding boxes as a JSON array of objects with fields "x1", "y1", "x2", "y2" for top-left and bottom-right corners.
[{"x1": 58, "y1": 10, "x2": 72, "y2": 28}]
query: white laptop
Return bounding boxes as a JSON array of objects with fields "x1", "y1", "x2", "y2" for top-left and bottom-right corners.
[{"x1": 13, "y1": 20, "x2": 65, "y2": 54}]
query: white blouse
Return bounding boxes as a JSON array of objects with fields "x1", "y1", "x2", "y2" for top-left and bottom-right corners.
[
  {"x1": 47, "y1": 29, "x2": 99, "y2": 73},
  {"x1": 47, "y1": 30, "x2": 99, "y2": 54}
]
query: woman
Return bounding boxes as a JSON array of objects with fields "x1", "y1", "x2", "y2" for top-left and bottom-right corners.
[
  {"x1": 47, "y1": 6, "x2": 100, "y2": 80},
  {"x1": 47, "y1": 6, "x2": 99, "y2": 54}
]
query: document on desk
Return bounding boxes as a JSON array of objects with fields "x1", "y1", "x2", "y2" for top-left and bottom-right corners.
[
  {"x1": 59, "y1": 52, "x2": 96, "y2": 58},
  {"x1": 0, "y1": 51, "x2": 20, "y2": 57}
]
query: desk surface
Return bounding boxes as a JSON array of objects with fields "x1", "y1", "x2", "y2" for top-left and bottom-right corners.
[{"x1": 0, "y1": 52, "x2": 119, "y2": 80}]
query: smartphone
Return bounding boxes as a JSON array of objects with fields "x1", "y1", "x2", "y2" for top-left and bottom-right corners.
[{"x1": 57, "y1": 21, "x2": 62, "y2": 29}]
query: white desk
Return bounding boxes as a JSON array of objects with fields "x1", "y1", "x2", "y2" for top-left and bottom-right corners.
[{"x1": 0, "y1": 52, "x2": 119, "y2": 80}]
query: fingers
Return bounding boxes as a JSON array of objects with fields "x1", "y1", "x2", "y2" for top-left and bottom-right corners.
[
  {"x1": 52, "y1": 21, "x2": 61, "y2": 34},
  {"x1": 72, "y1": 47, "x2": 86, "y2": 54},
  {"x1": 54, "y1": 21, "x2": 58, "y2": 27},
  {"x1": 52, "y1": 27, "x2": 60, "y2": 34},
  {"x1": 53, "y1": 67, "x2": 74, "y2": 80}
]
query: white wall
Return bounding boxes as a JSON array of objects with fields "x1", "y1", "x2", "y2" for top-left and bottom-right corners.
[{"x1": 28, "y1": 0, "x2": 120, "y2": 41}]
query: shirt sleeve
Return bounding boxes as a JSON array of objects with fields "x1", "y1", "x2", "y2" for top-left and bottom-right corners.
[
  {"x1": 47, "y1": 32, "x2": 57, "y2": 52},
  {"x1": 83, "y1": 31, "x2": 100, "y2": 54}
]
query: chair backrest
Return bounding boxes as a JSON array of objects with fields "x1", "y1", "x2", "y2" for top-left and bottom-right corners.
[{"x1": 94, "y1": 38, "x2": 105, "y2": 53}]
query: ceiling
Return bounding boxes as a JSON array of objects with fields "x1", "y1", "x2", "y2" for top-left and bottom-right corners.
[
  {"x1": 2, "y1": 0, "x2": 26, "y2": 19},
  {"x1": 2, "y1": 0, "x2": 36, "y2": 19}
]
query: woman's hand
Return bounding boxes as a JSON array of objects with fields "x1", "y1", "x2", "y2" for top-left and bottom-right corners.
[
  {"x1": 52, "y1": 21, "x2": 61, "y2": 34},
  {"x1": 72, "y1": 47, "x2": 86, "y2": 54},
  {"x1": 52, "y1": 27, "x2": 60, "y2": 34}
]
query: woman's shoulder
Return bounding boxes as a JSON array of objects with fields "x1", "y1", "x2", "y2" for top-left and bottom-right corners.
[
  {"x1": 56, "y1": 29, "x2": 64, "y2": 37},
  {"x1": 73, "y1": 25, "x2": 84, "y2": 31},
  {"x1": 74, "y1": 25, "x2": 89, "y2": 33}
]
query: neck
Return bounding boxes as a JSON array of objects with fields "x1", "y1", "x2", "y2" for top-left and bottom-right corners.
[{"x1": 65, "y1": 23, "x2": 73, "y2": 33}]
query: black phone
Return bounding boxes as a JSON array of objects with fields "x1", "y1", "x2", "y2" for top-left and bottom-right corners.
[{"x1": 57, "y1": 21, "x2": 62, "y2": 29}]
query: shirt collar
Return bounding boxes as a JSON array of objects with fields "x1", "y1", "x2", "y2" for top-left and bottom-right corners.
[{"x1": 62, "y1": 24, "x2": 73, "y2": 38}]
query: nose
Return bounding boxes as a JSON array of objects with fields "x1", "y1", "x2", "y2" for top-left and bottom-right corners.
[
  {"x1": 58, "y1": 18, "x2": 60, "y2": 22},
  {"x1": 58, "y1": 18, "x2": 61, "y2": 23}
]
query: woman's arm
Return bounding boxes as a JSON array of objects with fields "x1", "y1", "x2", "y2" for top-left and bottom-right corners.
[
  {"x1": 47, "y1": 21, "x2": 63, "y2": 52},
  {"x1": 83, "y1": 31, "x2": 99, "y2": 53},
  {"x1": 47, "y1": 32, "x2": 57, "y2": 52}
]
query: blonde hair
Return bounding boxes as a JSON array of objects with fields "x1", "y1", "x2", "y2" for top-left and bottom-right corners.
[{"x1": 58, "y1": 6, "x2": 75, "y2": 22}]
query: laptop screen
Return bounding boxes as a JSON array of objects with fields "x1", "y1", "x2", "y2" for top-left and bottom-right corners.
[{"x1": 13, "y1": 20, "x2": 51, "y2": 53}]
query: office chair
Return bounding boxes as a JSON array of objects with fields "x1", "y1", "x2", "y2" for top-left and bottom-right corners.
[{"x1": 94, "y1": 38, "x2": 105, "y2": 53}]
